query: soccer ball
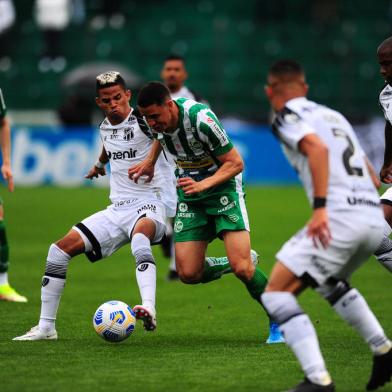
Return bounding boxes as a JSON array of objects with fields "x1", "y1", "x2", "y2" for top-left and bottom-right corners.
[{"x1": 93, "y1": 300, "x2": 136, "y2": 342}]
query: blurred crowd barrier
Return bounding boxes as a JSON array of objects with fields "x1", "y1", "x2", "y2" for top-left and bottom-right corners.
[{"x1": 10, "y1": 125, "x2": 298, "y2": 186}]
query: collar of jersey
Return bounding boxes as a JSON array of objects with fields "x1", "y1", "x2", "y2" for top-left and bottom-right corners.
[
  {"x1": 173, "y1": 100, "x2": 184, "y2": 134},
  {"x1": 102, "y1": 108, "x2": 134, "y2": 129}
]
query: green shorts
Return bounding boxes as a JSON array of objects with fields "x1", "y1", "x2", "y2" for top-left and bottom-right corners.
[{"x1": 174, "y1": 177, "x2": 250, "y2": 242}]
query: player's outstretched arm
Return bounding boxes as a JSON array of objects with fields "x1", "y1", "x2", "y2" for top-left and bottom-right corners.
[
  {"x1": 299, "y1": 133, "x2": 331, "y2": 249},
  {"x1": 0, "y1": 117, "x2": 14, "y2": 192},
  {"x1": 178, "y1": 147, "x2": 243, "y2": 195},
  {"x1": 380, "y1": 121, "x2": 392, "y2": 183},
  {"x1": 85, "y1": 147, "x2": 108, "y2": 180},
  {"x1": 128, "y1": 140, "x2": 162, "y2": 183}
]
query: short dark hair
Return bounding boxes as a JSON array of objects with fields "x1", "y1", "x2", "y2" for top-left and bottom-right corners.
[
  {"x1": 164, "y1": 54, "x2": 185, "y2": 63},
  {"x1": 96, "y1": 71, "x2": 126, "y2": 95},
  {"x1": 137, "y1": 82, "x2": 171, "y2": 108},
  {"x1": 269, "y1": 60, "x2": 304, "y2": 76}
]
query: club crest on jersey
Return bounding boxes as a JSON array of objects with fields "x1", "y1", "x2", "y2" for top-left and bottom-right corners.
[
  {"x1": 123, "y1": 128, "x2": 134, "y2": 141},
  {"x1": 190, "y1": 139, "x2": 202, "y2": 150},
  {"x1": 107, "y1": 148, "x2": 137, "y2": 160},
  {"x1": 283, "y1": 112, "x2": 300, "y2": 124}
]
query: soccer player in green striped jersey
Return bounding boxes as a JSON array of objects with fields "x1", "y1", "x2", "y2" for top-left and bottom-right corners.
[
  {"x1": 0, "y1": 89, "x2": 27, "y2": 302},
  {"x1": 129, "y1": 82, "x2": 284, "y2": 344}
]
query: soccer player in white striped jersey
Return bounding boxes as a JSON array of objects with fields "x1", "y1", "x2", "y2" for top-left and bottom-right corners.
[
  {"x1": 13, "y1": 71, "x2": 178, "y2": 340},
  {"x1": 373, "y1": 36, "x2": 392, "y2": 272},
  {"x1": 262, "y1": 60, "x2": 392, "y2": 392},
  {"x1": 129, "y1": 81, "x2": 285, "y2": 344}
]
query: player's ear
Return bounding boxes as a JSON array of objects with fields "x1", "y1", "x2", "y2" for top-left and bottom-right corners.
[
  {"x1": 126, "y1": 89, "x2": 131, "y2": 101},
  {"x1": 95, "y1": 96, "x2": 101, "y2": 107},
  {"x1": 264, "y1": 85, "x2": 272, "y2": 99}
]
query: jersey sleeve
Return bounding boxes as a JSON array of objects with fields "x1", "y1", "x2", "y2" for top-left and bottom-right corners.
[
  {"x1": 0, "y1": 89, "x2": 7, "y2": 120},
  {"x1": 272, "y1": 106, "x2": 314, "y2": 151},
  {"x1": 379, "y1": 90, "x2": 392, "y2": 125},
  {"x1": 197, "y1": 110, "x2": 233, "y2": 156}
]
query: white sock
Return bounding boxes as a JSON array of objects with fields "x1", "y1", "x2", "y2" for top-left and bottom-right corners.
[
  {"x1": 131, "y1": 233, "x2": 156, "y2": 309},
  {"x1": 374, "y1": 222, "x2": 392, "y2": 272},
  {"x1": 333, "y1": 288, "x2": 392, "y2": 355},
  {"x1": 39, "y1": 276, "x2": 65, "y2": 332},
  {"x1": 262, "y1": 292, "x2": 331, "y2": 386},
  {"x1": 0, "y1": 271, "x2": 8, "y2": 285},
  {"x1": 38, "y1": 244, "x2": 71, "y2": 332},
  {"x1": 169, "y1": 244, "x2": 176, "y2": 273}
]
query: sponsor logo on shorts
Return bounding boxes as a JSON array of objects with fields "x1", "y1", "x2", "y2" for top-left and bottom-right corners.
[
  {"x1": 310, "y1": 256, "x2": 329, "y2": 275},
  {"x1": 217, "y1": 200, "x2": 236, "y2": 213},
  {"x1": 220, "y1": 196, "x2": 229, "y2": 206},
  {"x1": 41, "y1": 277, "x2": 50, "y2": 287},
  {"x1": 137, "y1": 204, "x2": 157, "y2": 214},
  {"x1": 179, "y1": 202, "x2": 188, "y2": 212},
  {"x1": 177, "y1": 212, "x2": 195, "y2": 218},
  {"x1": 228, "y1": 214, "x2": 239, "y2": 222},
  {"x1": 174, "y1": 220, "x2": 184, "y2": 233},
  {"x1": 114, "y1": 198, "x2": 137, "y2": 207}
]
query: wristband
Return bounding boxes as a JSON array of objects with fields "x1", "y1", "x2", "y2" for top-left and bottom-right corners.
[
  {"x1": 313, "y1": 197, "x2": 326, "y2": 209},
  {"x1": 95, "y1": 160, "x2": 105, "y2": 169}
]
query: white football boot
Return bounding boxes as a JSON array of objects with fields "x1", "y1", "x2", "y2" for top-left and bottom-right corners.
[
  {"x1": 250, "y1": 249, "x2": 259, "y2": 266},
  {"x1": 13, "y1": 325, "x2": 58, "y2": 341},
  {"x1": 133, "y1": 305, "x2": 157, "y2": 331}
]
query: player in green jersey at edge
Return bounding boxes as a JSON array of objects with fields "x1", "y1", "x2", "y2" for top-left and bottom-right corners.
[
  {"x1": 128, "y1": 81, "x2": 284, "y2": 344},
  {"x1": 0, "y1": 89, "x2": 27, "y2": 302}
]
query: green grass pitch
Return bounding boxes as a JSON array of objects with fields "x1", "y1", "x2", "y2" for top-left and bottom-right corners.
[{"x1": 1, "y1": 185, "x2": 392, "y2": 392}]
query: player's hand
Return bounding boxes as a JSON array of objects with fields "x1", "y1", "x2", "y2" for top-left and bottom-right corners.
[
  {"x1": 177, "y1": 177, "x2": 206, "y2": 195},
  {"x1": 307, "y1": 208, "x2": 331, "y2": 249},
  {"x1": 380, "y1": 165, "x2": 392, "y2": 184},
  {"x1": 128, "y1": 159, "x2": 155, "y2": 183},
  {"x1": 85, "y1": 165, "x2": 106, "y2": 180},
  {"x1": 1, "y1": 164, "x2": 14, "y2": 192}
]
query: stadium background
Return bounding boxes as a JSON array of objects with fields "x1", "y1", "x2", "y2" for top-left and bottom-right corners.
[
  {"x1": 2, "y1": 1, "x2": 392, "y2": 392},
  {"x1": 2, "y1": 0, "x2": 390, "y2": 185}
]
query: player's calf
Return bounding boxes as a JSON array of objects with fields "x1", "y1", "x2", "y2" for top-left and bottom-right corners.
[{"x1": 262, "y1": 291, "x2": 333, "y2": 389}]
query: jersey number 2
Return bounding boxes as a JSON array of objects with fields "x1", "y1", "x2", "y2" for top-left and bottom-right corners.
[{"x1": 332, "y1": 128, "x2": 363, "y2": 177}]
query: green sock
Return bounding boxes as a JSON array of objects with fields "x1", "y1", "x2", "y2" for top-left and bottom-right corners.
[
  {"x1": 201, "y1": 256, "x2": 231, "y2": 283},
  {"x1": 243, "y1": 267, "x2": 268, "y2": 304},
  {"x1": 0, "y1": 220, "x2": 9, "y2": 273}
]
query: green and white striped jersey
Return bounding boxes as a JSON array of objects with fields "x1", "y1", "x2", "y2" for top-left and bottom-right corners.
[
  {"x1": 0, "y1": 89, "x2": 7, "y2": 120},
  {"x1": 153, "y1": 98, "x2": 233, "y2": 181}
]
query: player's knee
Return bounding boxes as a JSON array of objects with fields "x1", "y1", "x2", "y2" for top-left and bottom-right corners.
[
  {"x1": 178, "y1": 270, "x2": 202, "y2": 284},
  {"x1": 317, "y1": 279, "x2": 351, "y2": 306},
  {"x1": 55, "y1": 232, "x2": 84, "y2": 257},
  {"x1": 231, "y1": 261, "x2": 254, "y2": 281},
  {"x1": 261, "y1": 291, "x2": 304, "y2": 325}
]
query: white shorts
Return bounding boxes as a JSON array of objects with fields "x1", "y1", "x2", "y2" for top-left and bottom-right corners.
[
  {"x1": 381, "y1": 187, "x2": 392, "y2": 205},
  {"x1": 73, "y1": 198, "x2": 167, "y2": 261},
  {"x1": 276, "y1": 211, "x2": 383, "y2": 285}
]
